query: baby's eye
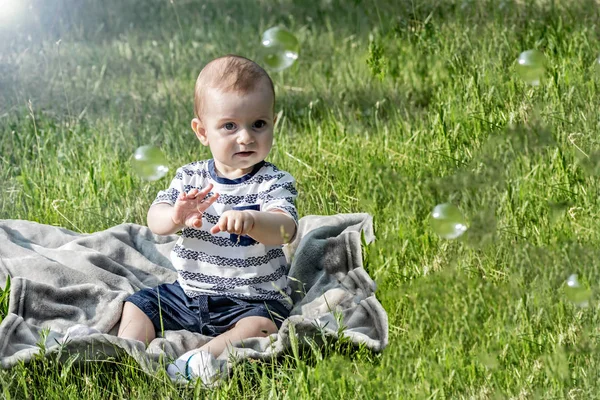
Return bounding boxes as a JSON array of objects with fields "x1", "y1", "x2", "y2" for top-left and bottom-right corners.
[
  {"x1": 223, "y1": 122, "x2": 236, "y2": 131},
  {"x1": 253, "y1": 120, "x2": 267, "y2": 129}
]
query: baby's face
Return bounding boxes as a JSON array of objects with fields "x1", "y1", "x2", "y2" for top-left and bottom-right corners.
[{"x1": 196, "y1": 85, "x2": 275, "y2": 179}]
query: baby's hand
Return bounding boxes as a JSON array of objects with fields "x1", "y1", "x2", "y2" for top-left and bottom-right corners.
[
  {"x1": 210, "y1": 210, "x2": 255, "y2": 236},
  {"x1": 171, "y1": 184, "x2": 219, "y2": 229}
]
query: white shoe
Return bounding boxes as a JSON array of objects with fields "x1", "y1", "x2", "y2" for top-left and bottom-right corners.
[{"x1": 166, "y1": 349, "x2": 226, "y2": 387}]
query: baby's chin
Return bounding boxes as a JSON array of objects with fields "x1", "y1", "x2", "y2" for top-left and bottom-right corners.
[{"x1": 220, "y1": 156, "x2": 264, "y2": 176}]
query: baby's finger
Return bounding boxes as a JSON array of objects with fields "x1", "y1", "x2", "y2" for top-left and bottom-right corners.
[
  {"x1": 211, "y1": 215, "x2": 227, "y2": 235},
  {"x1": 195, "y1": 184, "x2": 213, "y2": 201},
  {"x1": 233, "y1": 218, "x2": 243, "y2": 235},
  {"x1": 199, "y1": 183, "x2": 214, "y2": 196},
  {"x1": 226, "y1": 217, "x2": 237, "y2": 234},
  {"x1": 208, "y1": 192, "x2": 220, "y2": 203},
  {"x1": 198, "y1": 192, "x2": 219, "y2": 212}
]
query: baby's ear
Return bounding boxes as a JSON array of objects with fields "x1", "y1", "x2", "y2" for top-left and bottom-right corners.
[{"x1": 191, "y1": 118, "x2": 209, "y2": 146}]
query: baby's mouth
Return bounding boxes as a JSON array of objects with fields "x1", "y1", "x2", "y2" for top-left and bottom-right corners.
[{"x1": 235, "y1": 151, "x2": 254, "y2": 157}]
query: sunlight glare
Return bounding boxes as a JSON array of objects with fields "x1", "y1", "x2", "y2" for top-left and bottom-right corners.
[{"x1": 0, "y1": 0, "x2": 25, "y2": 23}]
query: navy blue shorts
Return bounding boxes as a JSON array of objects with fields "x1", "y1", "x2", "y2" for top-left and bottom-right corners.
[{"x1": 125, "y1": 281, "x2": 290, "y2": 337}]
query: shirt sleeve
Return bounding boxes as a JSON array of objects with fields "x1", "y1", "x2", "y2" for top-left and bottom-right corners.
[
  {"x1": 260, "y1": 172, "x2": 299, "y2": 225},
  {"x1": 152, "y1": 167, "x2": 185, "y2": 206}
]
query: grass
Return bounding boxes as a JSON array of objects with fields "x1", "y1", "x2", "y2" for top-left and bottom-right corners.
[{"x1": 2, "y1": 0, "x2": 600, "y2": 397}]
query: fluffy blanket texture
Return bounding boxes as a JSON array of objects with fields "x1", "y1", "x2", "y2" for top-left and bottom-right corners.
[{"x1": 0, "y1": 213, "x2": 387, "y2": 380}]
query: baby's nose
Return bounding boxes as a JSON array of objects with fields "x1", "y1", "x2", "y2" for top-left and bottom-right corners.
[{"x1": 237, "y1": 129, "x2": 254, "y2": 144}]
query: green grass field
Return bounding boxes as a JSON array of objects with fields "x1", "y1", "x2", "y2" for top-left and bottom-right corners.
[{"x1": 2, "y1": 0, "x2": 600, "y2": 398}]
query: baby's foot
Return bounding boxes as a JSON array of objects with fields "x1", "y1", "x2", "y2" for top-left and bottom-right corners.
[
  {"x1": 166, "y1": 349, "x2": 226, "y2": 387},
  {"x1": 60, "y1": 324, "x2": 101, "y2": 343}
]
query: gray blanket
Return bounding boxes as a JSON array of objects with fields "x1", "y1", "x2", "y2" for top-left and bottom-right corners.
[{"x1": 0, "y1": 213, "x2": 388, "y2": 378}]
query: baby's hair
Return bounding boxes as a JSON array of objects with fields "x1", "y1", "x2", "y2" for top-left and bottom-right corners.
[{"x1": 194, "y1": 55, "x2": 275, "y2": 118}]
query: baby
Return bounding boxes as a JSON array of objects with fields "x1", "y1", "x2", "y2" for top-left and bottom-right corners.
[{"x1": 117, "y1": 54, "x2": 298, "y2": 385}]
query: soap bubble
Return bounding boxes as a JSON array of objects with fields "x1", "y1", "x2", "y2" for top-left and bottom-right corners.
[
  {"x1": 430, "y1": 203, "x2": 468, "y2": 240},
  {"x1": 261, "y1": 27, "x2": 299, "y2": 72},
  {"x1": 516, "y1": 49, "x2": 546, "y2": 86},
  {"x1": 564, "y1": 274, "x2": 591, "y2": 308},
  {"x1": 131, "y1": 145, "x2": 169, "y2": 181}
]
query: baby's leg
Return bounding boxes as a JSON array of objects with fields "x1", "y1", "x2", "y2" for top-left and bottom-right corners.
[
  {"x1": 118, "y1": 301, "x2": 156, "y2": 345},
  {"x1": 167, "y1": 315, "x2": 279, "y2": 385},
  {"x1": 201, "y1": 316, "x2": 278, "y2": 358}
]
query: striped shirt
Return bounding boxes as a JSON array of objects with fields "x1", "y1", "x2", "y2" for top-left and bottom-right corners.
[{"x1": 153, "y1": 159, "x2": 298, "y2": 309}]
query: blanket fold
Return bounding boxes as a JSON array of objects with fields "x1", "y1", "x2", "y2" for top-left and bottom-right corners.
[{"x1": 0, "y1": 213, "x2": 388, "y2": 377}]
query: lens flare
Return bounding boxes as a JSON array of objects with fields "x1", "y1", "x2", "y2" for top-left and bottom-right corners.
[{"x1": 0, "y1": 0, "x2": 25, "y2": 23}]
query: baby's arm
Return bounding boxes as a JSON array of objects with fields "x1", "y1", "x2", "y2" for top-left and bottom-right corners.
[
  {"x1": 210, "y1": 209, "x2": 296, "y2": 245},
  {"x1": 209, "y1": 170, "x2": 298, "y2": 245},
  {"x1": 246, "y1": 210, "x2": 296, "y2": 245},
  {"x1": 147, "y1": 203, "x2": 182, "y2": 235}
]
